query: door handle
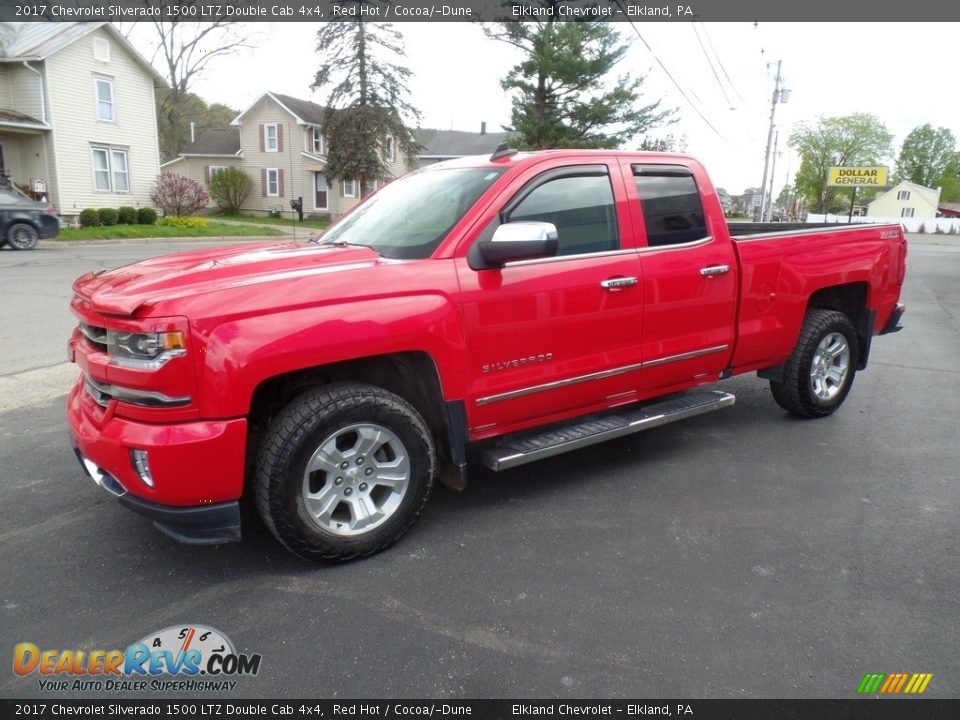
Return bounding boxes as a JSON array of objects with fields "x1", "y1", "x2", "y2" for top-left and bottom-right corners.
[
  {"x1": 700, "y1": 265, "x2": 730, "y2": 277},
  {"x1": 600, "y1": 276, "x2": 638, "y2": 290}
]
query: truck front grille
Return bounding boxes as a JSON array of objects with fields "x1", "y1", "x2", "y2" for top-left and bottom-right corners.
[{"x1": 78, "y1": 323, "x2": 108, "y2": 353}]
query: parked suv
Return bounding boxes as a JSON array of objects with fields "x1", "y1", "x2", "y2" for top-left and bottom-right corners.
[{"x1": 0, "y1": 182, "x2": 59, "y2": 250}]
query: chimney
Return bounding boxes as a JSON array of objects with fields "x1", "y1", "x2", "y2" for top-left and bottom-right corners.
[
  {"x1": 190, "y1": 122, "x2": 195, "y2": 144},
  {"x1": 480, "y1": 122, "x2": 487, "y2": 135}
]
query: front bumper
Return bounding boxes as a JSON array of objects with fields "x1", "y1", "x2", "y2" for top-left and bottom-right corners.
[{"x1": 67, "y1": 377, "x2": 247, "y2": 544}]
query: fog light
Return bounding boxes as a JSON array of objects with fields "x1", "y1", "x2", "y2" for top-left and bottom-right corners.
[{"x1": 130, "y1": 449, "x2": 155, "y2": 488}]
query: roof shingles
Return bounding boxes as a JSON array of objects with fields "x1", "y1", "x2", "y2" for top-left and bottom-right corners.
[{"x1": 181, "y1": 127, "x2": 241, "y2": 156}]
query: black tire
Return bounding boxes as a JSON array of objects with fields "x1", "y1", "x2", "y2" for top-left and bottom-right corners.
[
  {"x1": 770, "y1": 309, "x2": 859, "y2": 418},
  {"x1": 7, "y1": 223, "x2": 39, "y2": 250},
  {"x1": 255, "y1": 383, "x2": 436, "y2": 562}
]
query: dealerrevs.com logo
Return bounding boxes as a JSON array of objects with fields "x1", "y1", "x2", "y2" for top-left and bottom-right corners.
[{"x1": 13, "y1": 624, "x2": 262, "y2": 693}]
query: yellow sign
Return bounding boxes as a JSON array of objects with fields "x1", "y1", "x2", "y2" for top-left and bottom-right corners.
[{"x1": 827, "y1": 166, "x2": 889, "y2": 187}]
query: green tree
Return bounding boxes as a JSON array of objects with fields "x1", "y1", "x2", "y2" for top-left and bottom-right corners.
[
  {"x1": 938, "y1": 169, "x2": 960, "y2": 203},
  {"x1": 789, "y1": 113, "x2": 893, "y2": 213},
  {"x1": 155, "y1": 89, "x2": 236, "y2": 161},
  {"x1": 895, "y1": 124, "x2": 957, "y2": 187},
  {"x1": 639, "y1": 133, "x2": 687, "y2": 152},
  {"x1": 208, "y1": 168, "x2": 252, "y2": 214},
  {"x1": 486, "y1": 7, "x2": 673, "y2": 149},
  {"x1": 312, "y1": 9, "x2": 420, "y2": 192},
  {"x1": 132, "y1": 15, "x2": 251, "y2": 160}
]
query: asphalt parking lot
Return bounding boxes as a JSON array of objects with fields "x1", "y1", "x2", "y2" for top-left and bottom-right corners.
[{"x1": 1, "y1": 236, "x2": 958, "y2": 699}]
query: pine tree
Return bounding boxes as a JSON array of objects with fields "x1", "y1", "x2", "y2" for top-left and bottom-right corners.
[
  {"x1": 312, "y1": 10, "x2": 420, "y2": 192},
  {"x1": 486, "y1": 8, "x2": 673, "y2": 149}
]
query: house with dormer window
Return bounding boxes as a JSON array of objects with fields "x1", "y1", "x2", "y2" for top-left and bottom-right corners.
[{"x1": 0, "y1": 22, "x2": 164, "y2": 221}]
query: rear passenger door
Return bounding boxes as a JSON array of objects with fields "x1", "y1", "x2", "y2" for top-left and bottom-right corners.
[
  {"x1": 456, "y1": 160, "x2": 645, "y2": 436},
  {"x1": 623, "y1": 162, "x2": 738, "y2": 394}
]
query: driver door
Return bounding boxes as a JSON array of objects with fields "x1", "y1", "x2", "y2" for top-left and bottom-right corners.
[{"x1": 455, "y1": 160, "x2": 645, "y2": 437}]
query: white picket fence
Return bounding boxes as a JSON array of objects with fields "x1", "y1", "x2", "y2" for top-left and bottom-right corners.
[{"x1": 805, "y1": 213, "x2": 960, "y2": 234}]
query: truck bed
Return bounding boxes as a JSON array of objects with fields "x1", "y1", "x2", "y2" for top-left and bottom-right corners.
[
  {"x1": 727, "y1": 221, "x2": 879, "y2": 237},
  {"x1": 727, "y1": 222, "x2": 906, "y2": 375}
]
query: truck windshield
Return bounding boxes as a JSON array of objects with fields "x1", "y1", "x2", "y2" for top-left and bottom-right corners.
[{"x1": 320, "y1": 167, "x2": 506, "y2": 259}]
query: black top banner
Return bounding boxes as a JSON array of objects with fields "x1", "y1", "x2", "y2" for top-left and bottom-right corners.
[
  {"x1": 2, "y1": 699, "x2": 960, "y2": 720},
  {"x1": 2, "y1": 0, "x2": 959, "y2": 22}
]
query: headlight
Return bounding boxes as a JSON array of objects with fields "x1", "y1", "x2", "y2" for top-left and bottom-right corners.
[{"x1": 107, "y1": 330, "x2": 186, "y2": 369}]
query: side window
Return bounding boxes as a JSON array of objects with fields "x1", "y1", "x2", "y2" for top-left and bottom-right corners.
[
  {"x1": 508, "y1": 173, "x2": 619, "y2": 256},
  {"x1": 634, "y1": 170, "x2": 708, "y2": 247}
]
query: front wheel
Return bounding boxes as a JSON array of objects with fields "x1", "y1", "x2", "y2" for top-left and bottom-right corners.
[
  {"x1": 770, "y1": 309, "x2": 859, "y2": 418},
  {"x1": 7, "y1": 223, "x2": 39, "y2": 250},
  {"x1": 254, "y1": 383, "x2": 436, "y2": 562}
]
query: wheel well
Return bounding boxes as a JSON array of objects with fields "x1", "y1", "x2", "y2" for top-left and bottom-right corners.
[
  {"x1": 807, "y1": 282, "x2": 871, "y2": 367},
  {"x1": 8, "y1": 220, "x2": 39, "y2": 233},
  {"x1": 247, "y1": 352, "x2": 456, "y2": 479}
]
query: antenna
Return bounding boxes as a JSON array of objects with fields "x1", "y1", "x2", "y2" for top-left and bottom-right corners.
[{"x1": 490, "y1": 143, "x2": 517, "y2": 162}]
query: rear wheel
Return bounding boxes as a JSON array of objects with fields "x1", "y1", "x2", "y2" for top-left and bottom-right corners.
[
  {"x1": 7, "y1": 223, "x2": 39, "y2": 250},
  {"x1": 770, "y1": 309, "x2": 859, "y2": 418},
  {"x1": 255, "y1": 383, "x2": 436, "y2": 562}
]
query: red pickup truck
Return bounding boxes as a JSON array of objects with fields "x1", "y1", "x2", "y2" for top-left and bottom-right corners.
[{"x1": 67, "y1": 149, "x2": 906, "y2": 561}]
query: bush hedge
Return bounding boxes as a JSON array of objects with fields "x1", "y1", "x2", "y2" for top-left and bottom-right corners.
[
  {"x1": 137, "y1": 207, "x2": 158, "y2": 225},
  {"x1": 118, "y1": 206, "x2": 138, "y2": 224},
  {"x1": 78, "y1": 208, "x2": 100, "y2": 228},
  {"x1": 97, "y1": 208, "x2": 118, "y2": 226},
  {"x1": 157, "y1": 215, "x2": 210, "y2": 229}
]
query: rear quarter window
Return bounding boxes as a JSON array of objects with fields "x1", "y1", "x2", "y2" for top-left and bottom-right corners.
[{"x1": 634, "y1": 172, "x2": 708, "y2": 247}]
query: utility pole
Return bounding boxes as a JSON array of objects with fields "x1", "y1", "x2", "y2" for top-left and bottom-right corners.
[
  {"x1": 768, "y1": 129, "x2": 779, "y2": 221},
  {"x1": 758, "y1": 60, "x2": 787, "y2": 223}
]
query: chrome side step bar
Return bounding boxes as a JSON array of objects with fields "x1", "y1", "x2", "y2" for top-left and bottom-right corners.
[{"x1": 480, "y1": 389, "x2": 736, "y2": 471}]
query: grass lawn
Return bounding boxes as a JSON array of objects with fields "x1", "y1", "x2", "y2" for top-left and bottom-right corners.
[
  {"x1": 215, "y1": 213, "x2": 331, "y2": 230},
  {"x1": 57, "y1": 223, "x2": 285, "y2": 241}
]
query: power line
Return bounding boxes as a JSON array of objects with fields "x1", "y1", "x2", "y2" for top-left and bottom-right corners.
[
  {"x1": 617, "y1": 12, "x2": 734, "y2": 148},
  {"x1": 691, "y1": 23, "x2": 733, "y2": 108},
  {"x1": 698, "y1": 22, "x2": 747, "y2": 106}
]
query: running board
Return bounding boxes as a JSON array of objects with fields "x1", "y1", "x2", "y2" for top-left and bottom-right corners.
[{"x1": 480, "y1": 390, "x2": 736, "y2": 471}]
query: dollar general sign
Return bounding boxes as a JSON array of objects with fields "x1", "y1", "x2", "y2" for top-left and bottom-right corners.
[{"x1": 827, "y1": 166, "x2": 889, "y2": 187}]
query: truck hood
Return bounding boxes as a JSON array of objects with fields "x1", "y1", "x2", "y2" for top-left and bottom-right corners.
[{"x1": 73, "y1": 241, "x2": 383, "y2": 316}]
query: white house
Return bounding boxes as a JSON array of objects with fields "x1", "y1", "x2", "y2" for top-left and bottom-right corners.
[
  {"x1": 0, "y1": 22, "x2": 165, "y2": 221},
  {"x1": 867, "y1": 181, "x2": 940, "y2": 220}
]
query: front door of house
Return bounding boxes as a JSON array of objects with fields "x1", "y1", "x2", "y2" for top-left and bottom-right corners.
[{"x1": 315, "y1": 173, "x2": 328, "y2": 211}]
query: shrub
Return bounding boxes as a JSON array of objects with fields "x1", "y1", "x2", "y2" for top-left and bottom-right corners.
[
  {"x1": 918, "y1": 223, "x2": 927, "y2": 234},
  {"x1": 137, "y1": 207, "x2": 158, "y2": 225},
  {"x1": 150, "y1": 172, "x2": 209, "y2": 216},
  {"x1": 117, "y1": 206, "x2": 138, "y2": 224},
  {"x1": 97, "y1": 208, "x2": 118, "y2": 226},
  {"x1": 207, "y1": 167, "x2": 252, "y2": 214},
  {"x1": 78, "y1": 208, "x2": 100, "y2": 227},
  {"x1": 157, "y1": 215, "x2": 210, "y2": 229}
]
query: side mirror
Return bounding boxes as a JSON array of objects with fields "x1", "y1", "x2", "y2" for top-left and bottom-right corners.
[{"x1": 476, "y1": 222, "x2": 559, "y2": 268}]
